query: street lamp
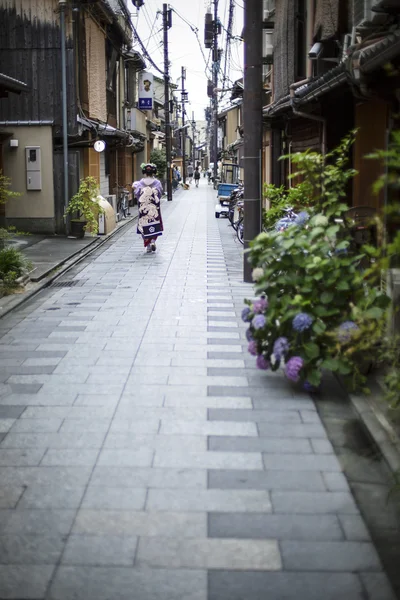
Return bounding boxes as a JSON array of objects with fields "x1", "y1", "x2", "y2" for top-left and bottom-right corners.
[{"x1": 133, "y1": 0, "x2": 144, "y2": 7}]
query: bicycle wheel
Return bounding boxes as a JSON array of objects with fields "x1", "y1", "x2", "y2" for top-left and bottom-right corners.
[{"x1": 237, "y1": 218, "x2": 244, "y2": 244}]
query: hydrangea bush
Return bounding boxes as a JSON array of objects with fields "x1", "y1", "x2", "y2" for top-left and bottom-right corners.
[{"x1": 244, "y1": 132, "x2": 391, "y2": 392}]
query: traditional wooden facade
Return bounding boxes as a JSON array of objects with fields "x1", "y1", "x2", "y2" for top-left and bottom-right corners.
[{"x1": 0, "y1": 0, "x2": 148, "y2": 234}]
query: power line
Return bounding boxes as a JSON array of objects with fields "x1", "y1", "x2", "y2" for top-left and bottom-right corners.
[{"x1": 169, "y1": 5, "x2": 211, "y2": 74}]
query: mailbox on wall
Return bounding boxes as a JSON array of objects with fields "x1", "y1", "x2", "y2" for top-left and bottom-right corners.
[{"x1": 25, "y1": 146, "x2": 42, "y2": 190}]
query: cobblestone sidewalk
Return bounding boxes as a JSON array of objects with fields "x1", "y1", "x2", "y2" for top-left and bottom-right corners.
[{"x1": 0, "y1": 181, "x2": 395, "y2": 599}]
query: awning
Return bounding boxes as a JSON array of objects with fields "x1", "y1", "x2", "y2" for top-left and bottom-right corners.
[
  {"x1": 294, "y1": 63, "x2": 348, "y2": 105},
  {"x1": 78, "y1": 115, "x2": 138, "y2": 142},
  {"x1": 351, "y1": 29, "x2": 400, "y2": 76},
  {"x1": 0, "y1": 72, "x2": 29, "y2": 97}
]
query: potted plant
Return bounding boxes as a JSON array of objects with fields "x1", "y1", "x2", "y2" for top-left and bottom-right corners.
[{"x1": 65, "y1": 176, "x2": 104, "y2": 238}]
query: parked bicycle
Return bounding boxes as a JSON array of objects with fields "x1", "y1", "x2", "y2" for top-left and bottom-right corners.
[{"x1": 115, "y1": 185, "x2": 131, "y2": 221}]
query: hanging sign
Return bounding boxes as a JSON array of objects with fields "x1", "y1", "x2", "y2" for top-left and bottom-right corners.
[
  {"x1": 138, "y1": 72, "x2": 154, "y2": 110},
  {"x1": 94, "y1": 140, "x2": 106, "y2": 153}
]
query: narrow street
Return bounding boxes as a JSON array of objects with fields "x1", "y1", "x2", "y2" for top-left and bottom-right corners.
[{"x1": 0, "y1": 179, "x2": 395, "y2": 600}]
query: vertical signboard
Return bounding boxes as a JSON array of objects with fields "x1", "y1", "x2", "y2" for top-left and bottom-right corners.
[{"x1": 138, "y1": 72, "x2": 154, "y2": 110}]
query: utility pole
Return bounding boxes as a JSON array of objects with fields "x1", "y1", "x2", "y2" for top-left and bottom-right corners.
[
  {"x1": 191, "y1": 111, "x2": 196, "y2": 168},
  {"x1": 243, "y1": 0, "x2": 263, "y2": 282},
  {"x1": 181, "y1": 66, "x2": 187, "y2": 184},
  {"x1": 212, "y1": 0, "x2": 219, "y2": 188},
  {"x1": 59, "y1": 0, "x2": 69, "y2": 231},
  {"x1": 163, "y1": 3, "x2": 173, "y2": 201}
]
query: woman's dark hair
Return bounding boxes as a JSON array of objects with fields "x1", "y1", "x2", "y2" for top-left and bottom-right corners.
[{"x1": 142, "y1": 163, "x2": 157, "y2": 175}]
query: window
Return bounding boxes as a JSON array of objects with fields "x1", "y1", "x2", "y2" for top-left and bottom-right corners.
[{"x1": 295, "y1": 0, "x2": 307, "y2": 80}]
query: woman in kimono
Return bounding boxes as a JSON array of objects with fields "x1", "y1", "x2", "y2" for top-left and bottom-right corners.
[{"x1": 133, "y1": 163, "x2": 163, "y2": 253}]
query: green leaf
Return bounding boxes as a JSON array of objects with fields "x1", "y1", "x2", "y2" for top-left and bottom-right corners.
[
  {"x1": 303, "y1": 342, "x2": 320, "y2": 359},
  {"x1": 313, "y1": 320, "x2": 326, "y2": 335},
  {"x1": 321, "y1": 358, "x2": 340, "y2": 371},
  {"x1": 337, "y1": 361, "x2": 352, "y2": 375},
  {"x1": 310, "y1": 227, "x2": 325, "y2": 239},
  {"x1": 364, "y1": 307, "x2": 384, "y2": 320},
  {"x1": 282, "y1": 239, "x2": 295, "y2": 250},
  {"x1": 307, "y1": 369, "x2": 322, "y2": 387},
  {"x1": 320, "y1": 291, "x2": 334, "y2": 304},
  {"x1": 337, "y1": 280, "x2": 350, "y2": 291}
]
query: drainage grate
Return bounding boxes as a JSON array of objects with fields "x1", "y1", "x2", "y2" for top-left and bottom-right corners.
[{"x1": 51, "y1": 280, "x2": 81, "y2": 288}]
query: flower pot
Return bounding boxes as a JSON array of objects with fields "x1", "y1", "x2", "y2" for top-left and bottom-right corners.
[{"x1": 70, "y1": 220, "x2": 87, "y2": 239}]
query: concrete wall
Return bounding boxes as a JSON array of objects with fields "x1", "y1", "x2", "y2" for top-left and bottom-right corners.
[{"x1": 2, "y1": 125, "x2": 55, "y2": 232}]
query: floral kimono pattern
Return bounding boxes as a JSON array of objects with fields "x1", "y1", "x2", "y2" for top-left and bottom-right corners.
[{"x1": 134, "y1": 178, "x2": 163, "y2": 246}]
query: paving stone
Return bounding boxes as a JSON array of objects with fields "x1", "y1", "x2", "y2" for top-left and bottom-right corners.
[
  {"x1": 311, "y1": 438, "x2": 335, "y2": 454},
  {"x1": 208, "y1": 408, "x2": 302, "y2": 423},
  {"x1": 97, "y1": 448, "x2": 154, "y2": 467},
  {"x1": 147, "y1": 488, "x2": 271, "y2": 513},
  {"x1": 0, "y1": 509, "x2": 76, "y2": 536},
  {"x1": 18, "y1": 484, "x2": 86, "y2": 509},
  {"x1": 164, "y1": 395, "x2": 252, "y2": 408},
  {"x1": 209, "y1": 513, "x2": 343, "y2": 541},
  {"x1": 160, "y1": 420, "x2": 257, "y2": 437},
  {"x1": 208, "y1": 571, "x2": 364, "y2": 600},
  {"x1": 73, "y1": 509, "x2": 207, "y2": 537},
  {"x1": 0, "y1": 419, "x2": 15, "y2": 433},
  {"x1": 0, "y1": 486, "x2": 25, "y2": 508},
  {"x1": 154, "y1": 450, "x2": 263, "y2": 470},
  {"x1": 0, "y1": 432, "x2": 106, "y2": 449},
  {"x1": 0, "y1": 565, "x2": 55, "y2": 599},
  {"x1": 281, "y1": 540, "x2": 381, "y2": 571},
  {"x1": 90, "y1": 466, "x2": 207, "y2": 489},
  {"x1": 41, "y1": 449, "x2": 99, "y2": 467},
  {"x1": 0, "y1": 449, "x2": 46, "y2": 466},
  {"x1": 81, "y1": 486, "x2": 146, "y2": 510},
  {"x1": 257, "y1": 423, "x2": 328, "y2": 439},
  {"x1": 339, "y1": 514, "x2": 371, "y2": 541},
  {"x1": 0, "y1": 534, "x2": 64, "y2": 564},
  {"x1": 209, "y1": 436, "x2": 312, "y2": 454},
  {"x1": 0, "y1": 406, "x2": 26, "y2": 419},
  {"x1": 137, "y1": 537, "x2": 281, "y2": 570},
  {"x1": 10, "y1": 418, "x2": 63, "y2": 433},
  {"x1": 104, "y1": 433, "x2": 206, "y2": 452},
  {"x1": 48, "y1": 566, "x2": 207, "y2": 600},
  {"x1": 263, "y1": 453, "x2": 341, "y2": 471},
  {"x1": 62, "y1": 535, "x2": 138, "y2": 566},
  {"x1": 323, "y1": 472, "x2": 351, "y2": 492},
  {"x1": 271, "y1": 491, "x2": 359, "y2": 514}
]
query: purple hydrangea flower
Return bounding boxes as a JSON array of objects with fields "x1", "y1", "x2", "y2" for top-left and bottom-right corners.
[
  {"x1": 303, "y1": 380, "x2": 320, "y2": 393},
  {"x1": 285, "y1": 356, "x2": 304, "y2": 382},
  {"x1": 252, "y1": 314, "x2": 266, "y2": 330},
  {"x1": 256, "y1": 355, "x2": 270, "y2": 370},
  {"x1": 248, "y1": 341, "x2": 258, "y2": 356},
  {"x1": 246, "y1": 328, "x2": 254, "y2": 342},
  {"x1": 241, "y1": 307, "x2": 252, "y2": 323},
  {"x1": 273, "y1": 337, "x2": 290, "y2": 361},
  {"x1": 294, "y1": 211, "x2": 309, "y2": 226},
  {"x1": 337, "y1": 321, "x2": 359, "y2": 343},
  {"x1": 292, "y1": 313, "x2": 313, "y2": 332},
  {"x1": 253, "y1": 297, "x2": 268, "y2": 314}
]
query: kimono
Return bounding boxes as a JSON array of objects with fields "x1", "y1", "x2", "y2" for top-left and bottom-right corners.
[{"x1": 133, "y1": 177, "x2": 164, "y2": 247}]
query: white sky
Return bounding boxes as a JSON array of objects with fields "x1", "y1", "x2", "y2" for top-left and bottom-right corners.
[{"x1": 128, "y1": 0, "x2": 244, "y2": 121}]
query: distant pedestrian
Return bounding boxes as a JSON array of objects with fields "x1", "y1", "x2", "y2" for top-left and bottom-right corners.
[
  {"x1": 187, "y1": 162, "x2": 194, "y2": 184},
  {"x1": 194, "y1": 167, "x2": 200, "y2": 188},
  {"x1": 133, "y1": 163, "x2": 163, "y2": 253}
]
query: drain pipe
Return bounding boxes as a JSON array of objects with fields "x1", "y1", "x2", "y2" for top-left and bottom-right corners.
[
  {"x1": 289, "y1": 81, "x2": 327, "y2": 155},
  {"x1": 59, "y1": 0, "x2": 69, "y2": 230}
]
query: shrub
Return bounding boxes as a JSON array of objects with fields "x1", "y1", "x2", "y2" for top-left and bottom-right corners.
[
  {"x1": 245, "y1": 131, "x2": 391, "y2": 392},
  {"x1": 64, "y1": 176, "x2": 103, "y2": 235},
  {"x1": 0, "y1": 247, "x2": 31, "y2": 282},
  {"x1": 150, "y1": 149, "x2": 167, "y2": 179}
]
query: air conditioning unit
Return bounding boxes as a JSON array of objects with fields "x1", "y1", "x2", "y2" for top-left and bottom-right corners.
[
  {"x1": 353, "y1": 0, "x2": 380, "y2": 28},
  {"x1": 263, "y1": 0, "x2": 275, "y2": 20}
]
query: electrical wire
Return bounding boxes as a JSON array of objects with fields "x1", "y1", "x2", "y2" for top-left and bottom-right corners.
[{"x1": 169, "y1": 5, "x2": 210, "y2": 73}]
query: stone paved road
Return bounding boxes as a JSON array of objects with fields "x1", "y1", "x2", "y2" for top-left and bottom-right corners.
[{"x1": 0, "y1": 180, "x2": 395, "y2": 599}]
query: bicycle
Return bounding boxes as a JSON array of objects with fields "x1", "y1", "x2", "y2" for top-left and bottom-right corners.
[{"x1": 116, "y1": 185, "x2": 131, "y2": 221}]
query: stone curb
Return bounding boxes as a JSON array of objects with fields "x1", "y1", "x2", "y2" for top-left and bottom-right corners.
[
  {"x1": 0, "y1": 215, "x2": 137, "y2": 321},
  {"x1": 336, "y1": 375, "x2": 400, "y2": 476}
]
